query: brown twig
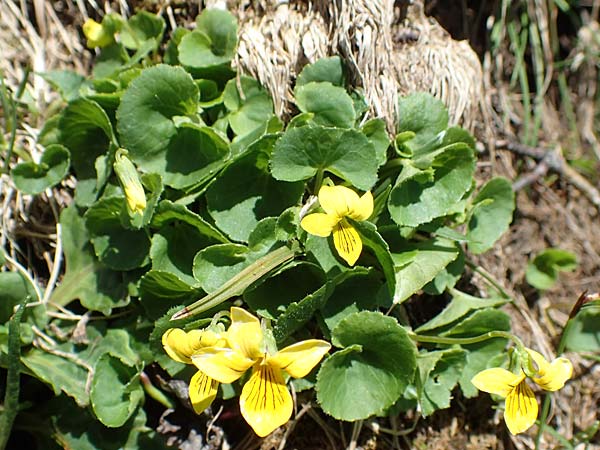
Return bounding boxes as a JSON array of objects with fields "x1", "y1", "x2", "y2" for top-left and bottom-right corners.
[{"x1": 496, "y1": 139, "x2": 600, "y2": 211}]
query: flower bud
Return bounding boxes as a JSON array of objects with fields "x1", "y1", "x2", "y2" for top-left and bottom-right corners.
[
  {"x1": 83, "y1": 18, "x2": 113, "y2": 48},
  {"x1": 114, "y1": 149, "x2": 146, "y2": 215}
]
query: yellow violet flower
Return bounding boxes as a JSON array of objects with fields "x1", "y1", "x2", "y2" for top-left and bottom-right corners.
[
  {"x1": 113, "y1": 149, "x2": 146, "y2": 215},
  {"x1": 191, "y1": 307, "x2": 331, "y2": 437},
  {"x1": 471, "y1": 348, "x2": 573, "y2": 435},
  {"x1": 300, "y1": 185, "x2": 373, "y2": 266},
  {"x1": 82, "y1": 18, "x2": 113, "y2": 48},
  {"x1": 162, "y1": 328, "x2": 226, "y2": 414}
]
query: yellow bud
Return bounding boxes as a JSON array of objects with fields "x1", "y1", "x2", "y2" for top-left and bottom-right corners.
[
  {"x1": 83, "y1": 18, "x2": 113, "y2": 48},
  {"x1": 114, "y1": 149, "x2": 146, "y2": 215}
]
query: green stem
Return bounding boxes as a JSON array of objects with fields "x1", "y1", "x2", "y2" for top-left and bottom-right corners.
[
  {"x1": 0, "y1": 297, "x2": 29, "y2": 450},
  {"x1": 465, "y1": 260, "x2": 512, "y2": 300},
  {"x1": 313, "y1": 169, "x2": 324, "y2": 195},
  {"x1": 409, "y1": 330, "x2": 524, "y2": 350},
  {"x1": 140, "y1": 372, "x2": 174, "y2": 409}
]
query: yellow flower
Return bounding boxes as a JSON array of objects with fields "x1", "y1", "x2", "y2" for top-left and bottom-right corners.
[
  {"x1": 300, "y1": 185, "x2": 373, "y2": 266},
  {"x1": 162, "y1": 328, "x2": 225, "y2": 414},
  {"x1": 82, "y1": 18, "x2": 113, "y2": 48},
  {"x1": 191, "y1": 307, "x2": 331, "y2": 437},
  {"x1": 471, "y1": 349, "x2": 573, "y2": 435},
  {"x1": 113, "y1": 150, "x2": 146, "y2": 215}
]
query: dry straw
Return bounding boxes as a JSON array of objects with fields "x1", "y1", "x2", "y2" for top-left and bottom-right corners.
[{"x1": 235, "y1": 0, "x2": 487, "y2": 134}]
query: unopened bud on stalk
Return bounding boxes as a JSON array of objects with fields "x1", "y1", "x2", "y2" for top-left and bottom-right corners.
[
  {"x1": 114, "y1": 149, "x2": 146, "y2": 215},
  {"x1": 83, "y1": 18, "x2": 113, "y2": 48}
]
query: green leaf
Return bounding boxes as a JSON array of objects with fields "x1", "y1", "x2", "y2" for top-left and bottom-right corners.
[
  {"x1": 0, "y1": 272, "x2": 38, "y2": 323},
  {"x1": 178, "y1": 9, "x2": 237, "y2": 71},
  {"x1": 12, "y1": 145, "x2": 70, "y2": 195},
  {"x1": 388, "y1": 145, "x2": 475, "y2": 226},
  {"x1": 320, "y1": 270, "x2": 382, "y2": 333},
  {"x1": 223, "y1": 76, "x2": 274, "y2": 136},
  {"x1": 417, "y1": 347, "x2": 466, "y2": 416},
  {"x1": 116, "y1": 65, "x2": 199, "y2": 173},
  {"x1": 271, "y1": 126, "x2": 379, "y2": 191},
  {"x1": 354, "y1": 220, "x2": 396, "y2": 298},
  {"x1": 151, "y1": 200, "x2": 229, "y2": 244},
  {"x1": 525, "y1": 248, "x2": 578, "y2": 290},
  {"x1": 458, "y1": 338, "x2": 509, "y2": 398},
  {"x1": 21, "y1": 346, "x2": 89, "y2": 406},
  {"x1": 304, "y1": 233, "x2": 351, "y2": 277},
  {"x1": 273, "y1": 281, "x2": 335, "y2": 342},
  {"x1": 440, "y1": 308, "x2": 511, "y2": 338},
  {"x1": 466, "y1": 177, "x2": 515, "y2": 254},
  {"x1": 150, "y1": 221, "x2": 215, "y2": 286},
  {"x1": 316, "y1": 311, "x2": 417, "y2": 420},
  {"x1": 120, "y1": 11, "x2": 165, "y2": 50},
  {"x1": 138, "y1": 270, "x2": 202, "y2": 319},
  {"x1": 244, "y1": 262, "x2": 325, "y2": 319},
  {"x1": 361, "y1": 118, "x2": 390, "y2": 166},
  {"x1": 294, "y1": 82, "x2": 355, "y2": 128},
  {"x1": 416, "y1": 290, "x2": 508, "y2": 333},
  {"x1": 90, "y1": 354, "x2": 143, "y2": 428},
  {"x1": 422, "y1": 249, "x2": 465, "y2": 295},
  {"x1": 39, "y1": 70, "x2": 86, "y2": 101},
  {"x1": 88, "y1": 329, "x2": 141, "y2": 367},
  {"x1": 50, "y1": 207, "x2": 128, "y2": 315},
  {"x1": 59, "y1": 98, "x2": 116, "y2": 205},
  {"x1": 391, "y1": 237, "x2": 459, "y2": 304},
  {"x1": 46, "y1": 398, "x2": 167, "y2": 450},
  {"x1": 564, "y1": 304, "x2": 600, "y2": 352},
  {"x1": 84, "y1": 197, "x2": 151, "y2": 270},
  {"x1": 154, "y1": 123, "x2": 230, "y2": 189},
  {"x1": 193, "y1": 218, "x2": 279, "y2": 293},
  {"x1": 206, "y1": 135, "x2": 304, "y2": 242},
  {"x1": 296, "y1": 56, "x2": 344, "y2": 87},
  {"x1": 164, "y1": 27, "x2": 190, "y2": 65},
  {"x1": 397, "y1": 93, "x2": 448, "y2": 152}
]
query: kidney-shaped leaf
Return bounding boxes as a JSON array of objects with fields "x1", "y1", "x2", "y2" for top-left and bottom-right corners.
[
  {"x1": 116, "y1": 64, "x2": 199, "y2": 171},
  {"x1": 224, "y1": 76, "x2": 274, "y2": 136},
  {"x1": 316, "y1": 311, "x2": 417, "y2": 421},
  {"x1": 295, "y1": 82, "x2": 355, "y2": 128},
  {"x1": 271, "y1": 125, "x2": 378, "y2": 191},
  {"x1": 178, "y1": 9, "x2": 237, "y2": 70}
]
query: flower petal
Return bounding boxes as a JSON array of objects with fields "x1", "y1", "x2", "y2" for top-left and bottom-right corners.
[
  {"x1": 504, "y1": 380, "x2": 538, "y2": 435},
  {"x1": 162, "y1": 328, "x2": 192, "y2": 364},
  {"x1": 227, "y1": 307, "x2": 263, "y2": 360},
  {"x1": 268, "y1": 340, "x2": 331, "y2": 378},
  {"x1": 347, "y1": 191, "x2": 373, "y2": 221},
  {"x1": 528, "y1": 349, "x2": 573, "y2": 391},
  {"x1": 192, "y1": 347, "x2": 255, "y2": 384},
  {"x1": 300, "y1": 213, "x2": 339, "y2": 237},
  {"x1": 471, "y1": 368, "x2": 525, "y2": 398},
  {"x1": 189, "y1": 371, "x2": 219, "y2": 414},
  {"x1": 332, "y1": 220, "x2": 362, "y2": 266},
  {"x1": 240, "y1": 364, "x2": 293, "y2": 437},
  {"x1": 318, "y1": 185, "x2": 360, "y2": 218}
]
